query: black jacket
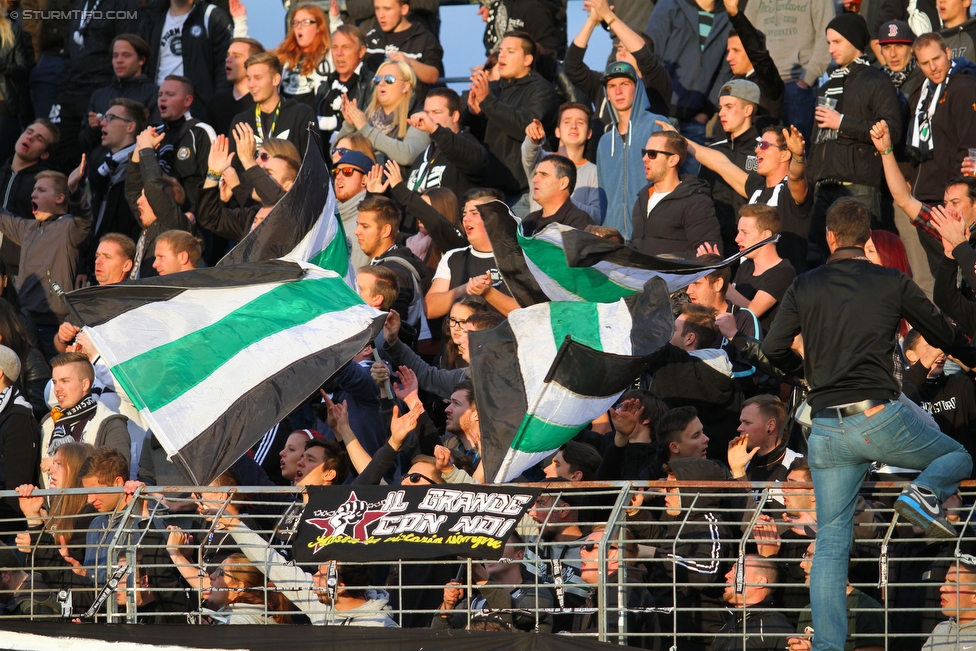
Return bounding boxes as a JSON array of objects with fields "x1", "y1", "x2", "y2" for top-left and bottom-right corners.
[
  {"x1": 934, "y1": 243, "x2": 976, "y2": 337},
  {"x1": 763, "y1": 249, "x2": 976, "y2": 412},
  {"x1": 463, "y1": 71, "x2": 561, "y2": 195},
  {"x1": 79, "y1": 75, "x2": 160, "y2": 153},
  {"x1": 138, "y1": 0, "x2": 233, "y2": 107},
  {"x1": 20, "y1": 348, "x2": 50, "y2": 424},
  {"x1": 87, "y1": 146, "x2": 141, "y2": 272},
  {"x1": 522, "y1": 198, "x2": 594, "y2": 236},
  {"x1": 407, "y1": 126, "x2": 488, "y2": 197},
  {"x1": 711, "y1": 599, "x2": 794, "y2": 651},
  {"x1": 630, "y1": 175, "x2": 722, "y2": 258},
  {"x1": 314, "y1": 62, "x2": 373, "y2": 147},
  {"x1": 728, "y1": 10, "x2": 784, "y2": 124},
  {"x1": 230, "y1": 99, "x2": 317, "y2": 166},
  {"x1": 60, "y1": 0, "x2": 140, "y2": 98},
  {"x1": 645, "y1": 344, "x2": 744, "y2": 465},
  {"x1": 647, "y1": 457, "x2": 734, "y2": 649},
  {"x1": 564, "y1": 42, "x2": 672, "y2": 125},
  {"x1": 373, "y1": 245, "x2": 430, "y2": 347},
  {"x1": 194, "y1": 166, "x2": 286, "y2": 242},
  {"x1": 809, "y1": 64, "x2": 902, "y2": 186},
  {"x1": 0, "y1": 159, "x2": 48, "y2": 276},
  {"x1": 903, "y1": 360, "x2": 976, "y2": 477},
  {"x1": 0, "y1": 392, "x2": 39, "y2": 534},
  {"x1": 389, "y1": 181, "x2": 467, "y2": 253},
  {"x1": 124, "y1": 148, "x2": 193, "y2": 278},
  {"x1": 0, "y1": 20, "x2": 33, "y2": 118},
  {"x1": 156, "y1": 116, "x2": 216, "y2": 211},
  {"x1": 908, "y1": 59, "x2": 976, "y2": 202}
]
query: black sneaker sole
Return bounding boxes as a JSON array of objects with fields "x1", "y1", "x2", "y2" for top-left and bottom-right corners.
[{"x1": 894, "y1": 498, "x2": 958, "y2": 539}]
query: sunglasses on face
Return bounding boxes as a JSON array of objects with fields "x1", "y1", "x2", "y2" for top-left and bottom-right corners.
[
  {"x1": 373, "y1": 74, "x2": 400, "y2": 85},
  {"x1": 257, "y1": 151, "x2": 271, "y2": 162},
  {"x1": 331, "y1": 147, "x2": 350, "y2": 157},
  {"x1": 403, "y1": 472, "x2": 438, "y2": 485},
  {"x1": 641, "y1": 148, "x2": 676, "y2": 160},
  {"x1": 755, "y1": 139, "x2": 787, "y2": 151},
  {"x1": 333, "y1": 167, "x2": 362, "y2": 177}
]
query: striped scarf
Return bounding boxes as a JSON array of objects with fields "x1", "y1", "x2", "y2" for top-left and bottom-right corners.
[{"x1": 815, "y1": 58, "x2": 869, "y2": 144}]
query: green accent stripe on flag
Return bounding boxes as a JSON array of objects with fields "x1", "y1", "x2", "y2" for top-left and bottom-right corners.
[
  {"x1": 518, "y1": 233, "x2": 638, "y2": 302},
  {"x1": 114, "y1": 276, "x2": 362, "y2": 413},
  {"x1": 548, "y1": 302, "x2": 602, "y2": 351},
  {"x1": 511, "y1": 413, "x2": 587, "y2": 454},
  {"x1": 309, "y1": 214, "x2": 348, "y2": 275}
]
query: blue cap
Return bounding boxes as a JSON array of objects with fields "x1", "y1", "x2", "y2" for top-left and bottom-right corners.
[
  {"x1": 600, "y1": 61, "x2": 638, "y2": 85},
  {"x1": 335, "y1": 151, "x2": 374, "y2": 173}
]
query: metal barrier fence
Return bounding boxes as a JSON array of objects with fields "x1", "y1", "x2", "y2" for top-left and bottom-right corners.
[{"x1": 3, "y1": 480, "x2": 976, "y2": 649}]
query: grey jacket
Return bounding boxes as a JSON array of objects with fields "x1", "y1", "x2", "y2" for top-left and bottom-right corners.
[
  {"x1": 0, "y1": 189, "x2": 91, "y2": 324},
  {"x1": 922, "y1": 618, "x2": 976, "y2": 650},
  {"x1": 382, "y1": 339, "x2": 469, "y2": 399}
]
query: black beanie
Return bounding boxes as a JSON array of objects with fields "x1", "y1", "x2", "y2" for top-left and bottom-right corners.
[{"x1": 827, "y1": 13, "x2": 871, "y2": 53}]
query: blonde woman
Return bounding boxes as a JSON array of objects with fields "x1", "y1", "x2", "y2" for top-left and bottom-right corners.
[{"x1": 336, "y1": 60, "x2": 429, "y2": 165}]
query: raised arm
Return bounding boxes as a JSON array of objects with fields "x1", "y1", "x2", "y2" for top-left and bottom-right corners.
[
  {"x1": 656, "y1": 120, "x2": 748, "y2": 196},
  {"x1": 871, "y1": 120, "x2": 922, "y2": 218}
]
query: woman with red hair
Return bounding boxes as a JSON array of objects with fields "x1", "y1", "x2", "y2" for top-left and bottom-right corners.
[
  {"x1": 865, "y1": 229, "x2": 913, "y2": 279},
  {"x1": 276, "y1": 3, "x2": 341, "y2": 106}
]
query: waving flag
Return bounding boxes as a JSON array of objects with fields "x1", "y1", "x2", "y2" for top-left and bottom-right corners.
[
  {"x1": 476, "y1": 200, "x2": 775, "y2": 307},
  {"x1": 67, "y1": 260, "x2": 384, "y2": 484},
  {"x1": 218, "y1": 131, "x2": 355, "y2": 287},
  {"x1": 470, "y1": 277, "x2": 674, "y2": 483}
]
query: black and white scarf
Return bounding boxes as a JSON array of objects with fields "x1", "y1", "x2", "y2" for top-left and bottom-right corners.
[
  {"x1": 815, "y1": 58, "x2": 870, "y2": 144},
  {"x1": 907, "y1": 59, "x2": 958, "y2": 164},
  {"x1": 883, "y1": 58, "x2": 916, "y2": 90},
  {"x1": 47, "y1": 395, "x2": 98, "y2": 456}
]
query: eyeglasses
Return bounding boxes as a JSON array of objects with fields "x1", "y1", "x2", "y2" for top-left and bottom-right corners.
[
  {"x1": 103, "y1": 113, "x2": 134, "y2": 124},
  {"x1": 448, "y1": 317, "x2": 468, "y2": 329},
  {"x1": 331, "y1": 147, "x2": 349, "y2": 158},
  {"x1": 755, "y1": 139, "x2": 787, "y2": 151},
  {"x1": 291, "y1": 18, "x2": 317, "y2": 27},
  {"x1": 257, "y1": 151, "x2": 271, "y2": 162},
  {"x1": 641, "y1": 148, "x2": 677, "y2": 160},
  {"x1": 373, "y1": 74, "x2": 400, "y2": 85},
  {"x1": 403, "y1": 472, "x2": 438, "y2": 485},
  {"x1": 333, "y1": 167, "x2": 362, "y2": 177}
]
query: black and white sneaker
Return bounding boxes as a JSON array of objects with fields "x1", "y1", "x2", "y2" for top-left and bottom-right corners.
[{"x1": 894, "y1": 483, "x2": 957, "y2": 539}]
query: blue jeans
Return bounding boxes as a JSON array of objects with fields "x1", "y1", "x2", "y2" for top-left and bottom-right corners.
[
  {"x1": 678, "y1": 118, "x2": 707, "y2": 146},
  {"x1": 808, "y1": 400, "x2": 971, "y2": 651},
  {"x1": 783, "y1": 81, "x2": 817, "y2": 146}
]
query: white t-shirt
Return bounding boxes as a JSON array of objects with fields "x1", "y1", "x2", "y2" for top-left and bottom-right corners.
[
  {"x1": 645, "y1": 189, "x2": 672, "y2": 217},
  {"x1": 157, "y1": 11, "x2": 190, "y2": 84}
]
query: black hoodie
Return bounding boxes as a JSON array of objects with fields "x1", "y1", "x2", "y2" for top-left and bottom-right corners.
[
  {"x1": 648, "y1": 457, "x2": 733, "y2": 651},
  {"x1": 407, "y1": 126, "x2": 489, "y2": 198},
  {"x1": 0, "y1": 158, "x2": 48, "y2": 276}
]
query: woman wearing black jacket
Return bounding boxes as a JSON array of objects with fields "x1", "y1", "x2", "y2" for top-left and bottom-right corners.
[{"x1": 0, "y1": 13, "x2": 34, "y2": 164}]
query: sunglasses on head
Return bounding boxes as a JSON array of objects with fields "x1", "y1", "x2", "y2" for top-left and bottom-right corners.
[
  {"x1": 404, "y1": 472, "x2": 438, "y2": 485},
  {"x1": 333, "y1": 167, "x2": 362, "y2": 177},
  {"x1": 374, "y1": 74, "x2": 399, "y2": 85},
  {"x1": 641, "y1": 148, "x2": 676, "y2": 160},
  {"x1": 755, "y1": 139, "x2": 787, "y2": 151}
]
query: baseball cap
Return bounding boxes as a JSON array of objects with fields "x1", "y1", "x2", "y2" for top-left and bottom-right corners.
[
  {"x1": 335, "y1": 151, "x2": 374, "y2": 174},
  {"x1": 600, "y1": 61, "x2": 638, "y2": 85},
  {"x1": 878, "y1": 20, "x2": 915, "y2": 45},
  {"x1": 720, "y1": 79, "x2": 761, "y2": 106},
  {"x1": 0, "y1": 345, "x2": 21, "y2": 383}
]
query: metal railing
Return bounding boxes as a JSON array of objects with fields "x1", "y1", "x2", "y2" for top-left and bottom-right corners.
[{"x1": 4, "y1": 480, "x2": 976, "y2": 649}]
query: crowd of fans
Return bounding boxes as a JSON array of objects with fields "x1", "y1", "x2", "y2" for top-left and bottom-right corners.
[{"x1": 0, "y1": 0, "x2": 974, "y2": 647}]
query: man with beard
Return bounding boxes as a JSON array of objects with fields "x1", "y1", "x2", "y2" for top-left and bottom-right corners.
[{"x1": 333, "y1": 150, "x2": 372, "y2": 270}]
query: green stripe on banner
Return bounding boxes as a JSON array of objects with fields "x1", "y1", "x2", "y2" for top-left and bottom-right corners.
[
  {"x1": 511, "y1": 413, "x2": 587, "y2": 453},
  {"x1": 518, "y1": 234, "x2": 637, "y2": 302},
  {"x1": 114, "y1": 276, "x2": 362, "y2": 413},
  {"x1": 548, "y1": 302, "x2": 602, "y2": 351},
  {"x1": 308, "y1": 215, "x2": 348, "y2": 275}
]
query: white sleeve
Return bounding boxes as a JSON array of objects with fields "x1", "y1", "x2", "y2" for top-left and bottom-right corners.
[{"x1": 433, "y1": 247, "x2": 461, "y2": 281}]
